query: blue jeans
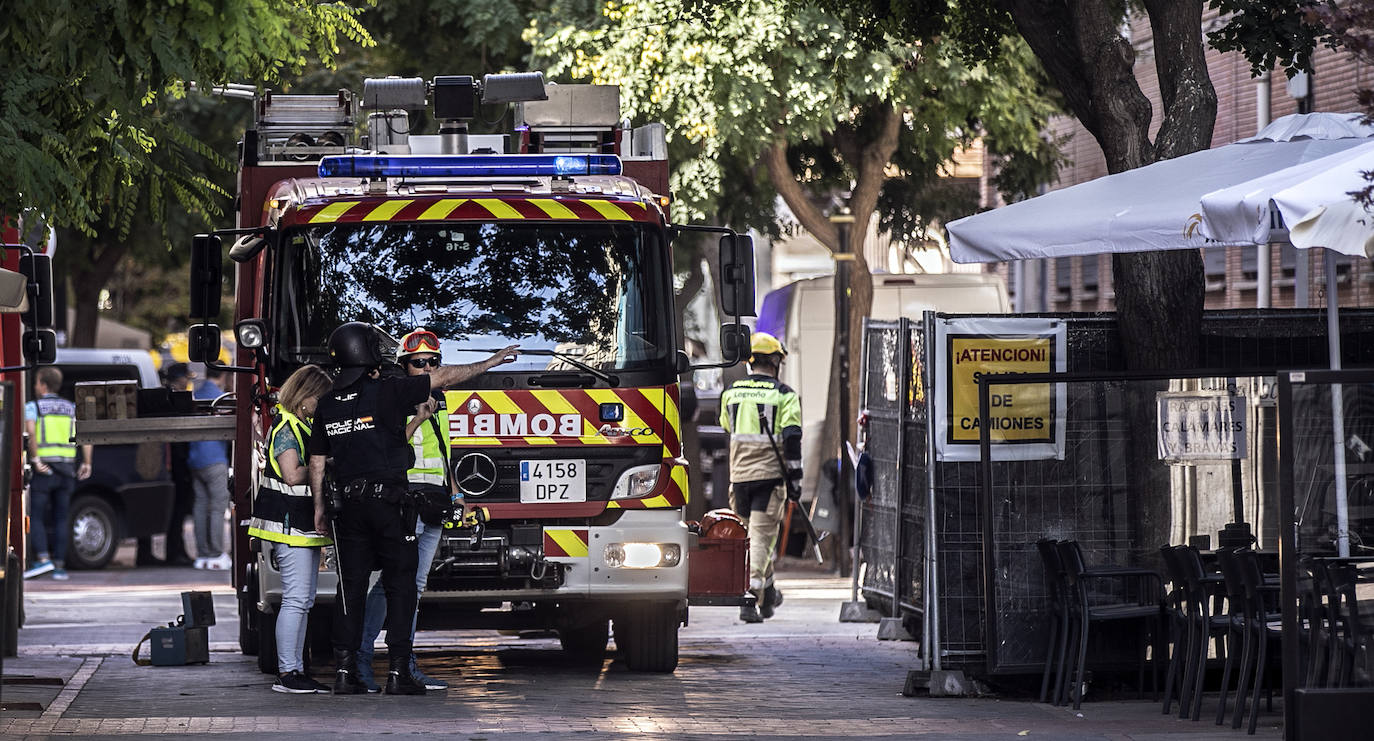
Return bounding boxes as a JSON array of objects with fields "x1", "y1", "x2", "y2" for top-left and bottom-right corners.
[
  {"x1": 358, "y1": 518, "x2": 442, "y2": 663},
  {"x1": 273, "y1": 542, "x2": 320, "y2": 674},
  {"x1": 29, "y1": 468, "x2": 76, "y2": 565}
]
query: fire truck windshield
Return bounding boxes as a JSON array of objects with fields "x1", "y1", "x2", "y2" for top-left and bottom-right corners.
[{"x1": 274, "y1": 221, "x2": 672, "y2": 372}]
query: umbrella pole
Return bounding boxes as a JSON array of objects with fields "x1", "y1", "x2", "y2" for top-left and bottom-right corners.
[{"x1": 1325, "y1": 248, "x2": 1351, "y2": 557}]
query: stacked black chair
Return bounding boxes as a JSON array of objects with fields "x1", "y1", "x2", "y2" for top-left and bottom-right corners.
[
  {"x1": 1224, "y1": 548, "x2": 1281, "y2": 735},
  {"x1": 1158, "y1": 546, "x2": 1189, "y2": 716},
  {"x1": 1325, "y1": 562, "x2": 1374, "y2": 687},
  {"x1": 1055, "y1": 540, "x2": 1165, "y2": 710},
  {"x1": 1159, "y1": 545, "x2": 1230, "y2": 720},
  {"x1": 1035, "y1": 539, "x2": 1071, "y2": 704}
]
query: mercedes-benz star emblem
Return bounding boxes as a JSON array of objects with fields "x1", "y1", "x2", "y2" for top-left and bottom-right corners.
[
  {"x1": 454, "y1": 452, "x2": 497, "y2": 497},
  {"x1": 467, "y1": 398, "x2": 482, "y2": 414}
]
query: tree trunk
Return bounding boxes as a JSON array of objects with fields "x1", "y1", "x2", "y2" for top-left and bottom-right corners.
[
  {"x1": 762, "y1": 105, "x2": 899, "y2": 573},
  {"x1": 1007, "y1": 0, "x2": 1217, "y2": 556},
  {"x1": 60, "y1": 230, "x2": 130, "y2": 348}
]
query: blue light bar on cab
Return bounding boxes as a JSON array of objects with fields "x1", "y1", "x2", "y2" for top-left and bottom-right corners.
[{"x1": 317, "y1": 154, "x2": 623, "y2": 179}]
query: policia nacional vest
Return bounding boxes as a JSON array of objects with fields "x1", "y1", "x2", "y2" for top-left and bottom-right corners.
[
  {"x1": 34, "y1": 395, "x2": 78, "y2": 465},
  {"x1": 247, "y1": 408, "x2": 332, "y2": 547}
]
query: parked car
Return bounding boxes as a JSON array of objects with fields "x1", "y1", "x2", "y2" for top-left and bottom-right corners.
[{"x1": 29, "y1": 349, "x2": 174, "y2": 569}]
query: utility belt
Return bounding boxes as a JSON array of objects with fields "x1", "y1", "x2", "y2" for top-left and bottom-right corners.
[{"x1": 339, "y1": 480, "x2": 410, "y2": 505}]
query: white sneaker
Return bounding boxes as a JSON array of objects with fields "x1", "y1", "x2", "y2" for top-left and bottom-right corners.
[
  {"x1": 207, "y1": 553, "x2": 232, "y2": 570},
  {"x1": 193, "y1": 558, "x2": 208, "y2": 570}
]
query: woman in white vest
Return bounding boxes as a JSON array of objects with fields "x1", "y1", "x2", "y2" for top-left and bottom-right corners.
[{"x1": 247, "y1": 364, "x2": 334, "y2": 693}]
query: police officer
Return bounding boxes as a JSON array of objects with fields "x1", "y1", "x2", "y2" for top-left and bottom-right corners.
[
  {"x1": 307, "y1": 322, "x2": 517, "y2": 695},
  {"x1": 23, "y1": 367, "x2": 93, "y2": 580},
  {"x1": 719, "y1": 332, "x2": 801, "y2": 623}
]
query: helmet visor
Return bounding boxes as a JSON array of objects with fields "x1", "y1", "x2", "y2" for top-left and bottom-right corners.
[{"x1": 401, "y1": 330, "x2": 441, "y2": 355}]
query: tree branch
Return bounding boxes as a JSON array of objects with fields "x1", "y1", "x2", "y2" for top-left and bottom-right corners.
[
  {"x1": 764, "y1": 133, "x2": 838, "y2": 250},
  {"x1": 1143, "y1": 0, "x2": 1218, "y2": 160},
  {"x1": 1000, "y1": 0, "x2": 1101, "y2": 137}
]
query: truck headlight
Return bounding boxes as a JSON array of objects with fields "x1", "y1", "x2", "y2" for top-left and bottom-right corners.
[
  {"x1": 611, "y1": 464, "x2": 660, "y2": 499},
  {"x1": 604, "y1": 542, "x2": 681, "y2": 568}
]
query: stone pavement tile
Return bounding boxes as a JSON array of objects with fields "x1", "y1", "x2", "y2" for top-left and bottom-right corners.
[{"x1": 3, "y1": 573, "x2": 1281, "y2": 738}]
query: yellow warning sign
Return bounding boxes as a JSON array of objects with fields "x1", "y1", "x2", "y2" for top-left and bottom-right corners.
[{"x1": 948, "y1": 335, "x2": 1054, "y2": 444}]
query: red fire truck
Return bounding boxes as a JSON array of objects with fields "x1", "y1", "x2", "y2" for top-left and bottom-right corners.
[
  {"x1": 186, "y1": 74, "x2": 754, "y2": 673},
  {"x1": 1, "y1": 217, "x2": 58, "y2": 654}
]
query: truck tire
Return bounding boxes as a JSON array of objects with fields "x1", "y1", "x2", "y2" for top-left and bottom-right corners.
[
  {"x1": 614, "y1": 602, "x2": 679, "y2": 673},
  {"x1": 66, "y1": 495, "x2": 118, "y2": 570},
  {"x1": 558, "y1": 618, "x2": 610, "y2": 664},
  {"x1": 239, "y1": 562, "x2": 260, "y2": 655},
  {"x1": 257, "y1": 609, "x2": 278, "y2": 675}
]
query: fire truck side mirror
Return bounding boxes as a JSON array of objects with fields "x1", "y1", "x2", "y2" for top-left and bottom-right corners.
[
  {"x1": 719, "y1": 323, "x2": 751, "y2": 365},
  {"x1": 718, "y1": 234, "x2": 756, "y2": 318},
  {"x1": 189, "y1": 234, "x2": 223, "y2": 319},
  {"x1": 22, "y1": 329, "x2": 57, "y2": 364},
  {"x1": 187, "y1": 324, "x2": 222, "y2": 364},
  {"x1": 17, "y1": 253, "x2": 55, "y2": 329}
]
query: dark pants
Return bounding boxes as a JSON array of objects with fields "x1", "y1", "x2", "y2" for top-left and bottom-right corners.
[
  {"x1": 331, "y1": 496, "x2": 419, "y2": 658},
  {"x1": 30, "y1": 468, "x2": 76, "y2": 564}
]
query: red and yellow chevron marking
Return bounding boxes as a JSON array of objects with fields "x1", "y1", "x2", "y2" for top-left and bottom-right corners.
[
  {"x1": 293, "y1": 195, "x2": 659, "y2": 225},
  {"x1": 443, "y1": 388, "x2": 667, "y2": 447},
  {"x1": 543, "y1": 528, "x2": 589, "y2": 557}
]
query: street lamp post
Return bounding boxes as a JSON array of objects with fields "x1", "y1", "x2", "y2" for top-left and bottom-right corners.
[{"x1": 831, "y1": 209, "x2": 855, "y2": 574}]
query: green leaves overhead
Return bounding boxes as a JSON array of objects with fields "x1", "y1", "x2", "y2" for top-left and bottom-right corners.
[
  {"x1": 529, "y1": 0, "x2": 1061, "y2": 241},
  {"x1": 0, "y1": 0, "x2": 374, "y2": 235}
]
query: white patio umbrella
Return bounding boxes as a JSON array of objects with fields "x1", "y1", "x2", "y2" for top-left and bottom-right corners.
[
  {"x1": 1197, "y1": 136, "x2": 1374, "y2": 557},
  {"x1": 949, "y1": 113, "x2": 1374, "y2": 262},
  {"x1": 947, "y1": 112, "x2": 1374, "y2": 554}
]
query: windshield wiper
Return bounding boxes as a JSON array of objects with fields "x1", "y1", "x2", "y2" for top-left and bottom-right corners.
[{"x1": 468, "y1": 348, "x2": 619, "y2": 387}]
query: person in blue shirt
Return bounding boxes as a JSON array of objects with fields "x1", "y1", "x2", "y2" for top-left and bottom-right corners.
[{"x1": 189, "y1": 367, "x2": 232, "y2": 569}]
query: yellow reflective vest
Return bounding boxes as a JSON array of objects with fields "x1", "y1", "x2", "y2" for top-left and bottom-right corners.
[
  {"x1": 33, "y1": 395, "x2": 77, "y2": 461},
  {"x1": 248, "y1": 407, "x2": 332, "y2": 547},
  {"x1": 407, "y1": 400, "x2": 451, "y2": 488},
  {"x1": 719, "y1": 374, "x2": 802, "y2": 483}
]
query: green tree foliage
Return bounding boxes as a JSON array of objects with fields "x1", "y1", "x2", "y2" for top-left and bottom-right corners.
[
  {"x1": 530, "y1": 0, "x2": 1061, "y2": 240},
  {"x1": 2, "y1": 0, "x2": 372, "y2": 231},
  {"x1": 2, "y1": 0, "x2": 373, "y2": 345}
]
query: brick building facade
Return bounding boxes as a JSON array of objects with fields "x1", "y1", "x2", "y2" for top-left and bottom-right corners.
[{"x1": 991, "y1": 11, "x2": 1374, "y2": 313}]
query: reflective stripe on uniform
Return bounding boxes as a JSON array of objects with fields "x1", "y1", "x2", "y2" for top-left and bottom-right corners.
[
  {"x1": 260, "y1": 476, "x2": 311, "y2": 497},
  {"x1": 247, "y1": 518, "x2": 332, "y2": 547}
]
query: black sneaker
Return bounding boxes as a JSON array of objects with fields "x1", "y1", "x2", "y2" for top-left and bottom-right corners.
[
  {"x1": 739, "y1": 603, "x2": 763, "y2": 623},
  {"x1": 304, "y1": 674, "x2": 331, "y2": 693},
  {"x1": 273, "y1": 671, "x2": 325, "y2": 694}
]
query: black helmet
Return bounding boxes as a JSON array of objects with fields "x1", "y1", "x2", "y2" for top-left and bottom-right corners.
[{"x1": 328, "y1": 322, "x2": 383, "y2": 389}]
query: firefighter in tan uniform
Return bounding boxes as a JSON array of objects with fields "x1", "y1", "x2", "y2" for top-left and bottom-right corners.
[{"x1": 719, "y1": 332, "x2": 801, "y2": 623}]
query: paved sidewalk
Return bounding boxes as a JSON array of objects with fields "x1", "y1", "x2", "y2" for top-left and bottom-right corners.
[{"x1": 2, "y1": 573, "x2": 1282, "y2": 739}]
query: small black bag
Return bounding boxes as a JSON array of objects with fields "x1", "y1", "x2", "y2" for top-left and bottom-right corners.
[{"x1": 414, "y1": 486, "x2": 452, "y2": 526}]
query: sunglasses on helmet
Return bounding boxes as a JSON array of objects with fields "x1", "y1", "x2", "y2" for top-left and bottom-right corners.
[
  {"x1": 401, "y1": 330, "x2": 441, "y2": 354},
  {"x1": 407, "y1": 357, "x2": 442, "y2": 369}
]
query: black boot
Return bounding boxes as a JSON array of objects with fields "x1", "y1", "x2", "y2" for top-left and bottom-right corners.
[
  {"x1": 332, "y1": 649, "x2": 367, "y2": 695},
  {"x1": 384, "y1": 653, "x2": 426, "y2": 695},
  {"x1": 761, "y1": 585, "x2": 782, "y2": 619},
  {"x1": 739, "y1": 593, "x2": 763, "y2": 623}
]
